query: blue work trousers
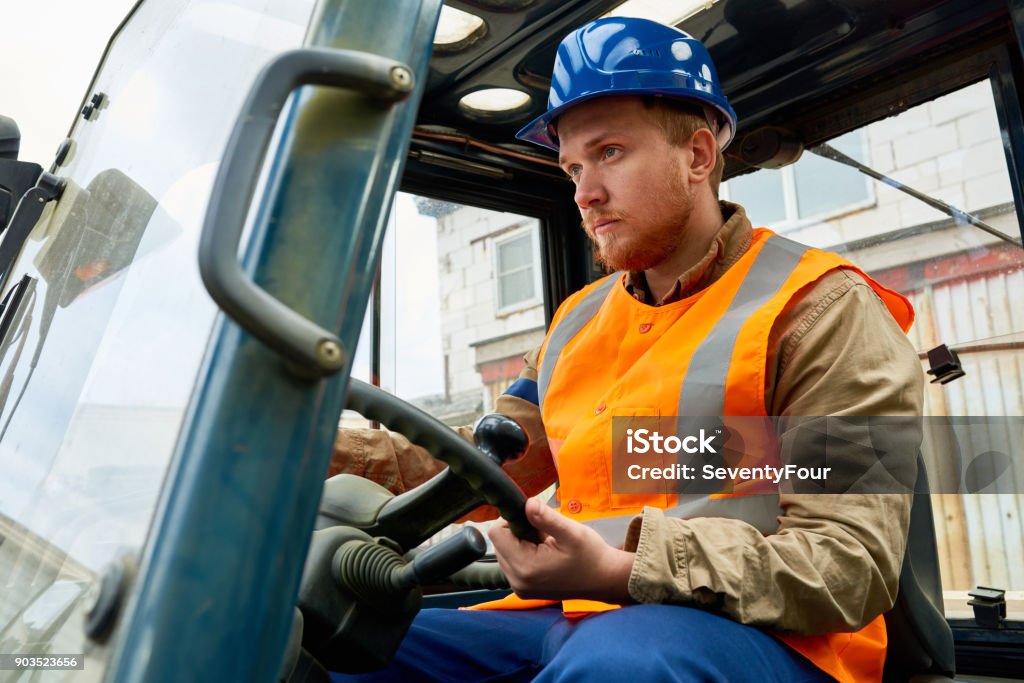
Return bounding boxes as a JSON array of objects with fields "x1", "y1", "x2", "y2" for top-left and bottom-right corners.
[{"x1": 330, "y1": 604, "x2": 834, "y2": 682}]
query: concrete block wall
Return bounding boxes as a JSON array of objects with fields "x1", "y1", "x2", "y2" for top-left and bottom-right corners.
[{"x1": 437, "y1": 207, "x2": 545, "y2": 397}]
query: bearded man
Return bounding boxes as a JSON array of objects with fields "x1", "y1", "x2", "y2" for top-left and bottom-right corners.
[{"x1": 330, "y1": 16, "x2": 923, "y2": 683}]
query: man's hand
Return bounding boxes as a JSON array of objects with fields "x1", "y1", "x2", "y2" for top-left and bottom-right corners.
[{"x1": 488, "y1": 497, "x2": 636, "y2": 603}]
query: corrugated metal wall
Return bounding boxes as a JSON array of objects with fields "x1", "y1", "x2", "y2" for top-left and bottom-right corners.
[{"x1": 906, "y1": 266, "x2": 1024, "y2": 591}]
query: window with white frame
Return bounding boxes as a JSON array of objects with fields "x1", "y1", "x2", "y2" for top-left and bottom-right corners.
[
  {"x1": 494, "y1": 226, "x2": 540, "y2": 312},
  {"x1": 724, "y1": 129, "x2": 873, "y2": 228}
]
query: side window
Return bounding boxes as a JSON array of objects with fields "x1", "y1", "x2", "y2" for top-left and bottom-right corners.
[
  {"x1": 725, "y1": 129, "x2": 872, "y2": 226},
  {"x1": 494, "y1": 227, "x2": 541, "y2": 313},
  {"x1": 350, "y1": 193, "x2": 546, "y2": 423},
  {"x1": 735, "y1": 80, "x2": 1023, "y2": 617}
]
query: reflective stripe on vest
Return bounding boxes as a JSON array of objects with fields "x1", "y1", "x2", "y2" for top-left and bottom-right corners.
[
  {"x1": 549, "y1": 491, "x2": 780, "y2": 539},
  {"x1": 677, "y1": 234, "x2": 807, "y2": 419},
  {"x1": 538, "y1": 273, "x2": 621, "y2": 412},
  {"x1": 582, "y1": 492, "x2": 782, "y2": 543}
]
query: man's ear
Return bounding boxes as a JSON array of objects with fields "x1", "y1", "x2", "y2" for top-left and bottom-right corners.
[{"x1": 687, "y1": 127, "x2": 718, "y2": 184}]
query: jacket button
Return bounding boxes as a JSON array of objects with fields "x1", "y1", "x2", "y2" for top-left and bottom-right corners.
[
  {"x1": 639, "y1": 323, "x2": 652, "y2": 333},
  {"x1": 567, "y1": 499, "x2": 583, "y2": 514},
  {"x1": 594, "y1": 403, "x2": 606, "y2": 415}
]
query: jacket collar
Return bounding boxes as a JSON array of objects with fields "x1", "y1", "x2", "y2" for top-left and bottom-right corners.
[{"x1": 624, "y1": 201, "x2": 753, "y2": 306}]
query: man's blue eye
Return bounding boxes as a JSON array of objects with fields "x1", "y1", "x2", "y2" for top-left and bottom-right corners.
[{"x1": 603, "y1": 147, "x2": 619, "y2": 159}]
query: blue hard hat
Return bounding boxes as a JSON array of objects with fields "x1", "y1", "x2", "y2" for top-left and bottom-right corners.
[{"x1": 516, "y1": 17, "x2": 738, "y2": 152}]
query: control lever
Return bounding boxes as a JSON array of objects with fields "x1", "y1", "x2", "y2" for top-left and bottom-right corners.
[
  {"x1": 398, "y1": 527, "x2": 487, "y2": 587},
  {"x1": 300, "y1": 527, "x2": 490, "y2": 673},
  {"x1": 333, "y1": 528, "x2": 487, "y2": 603},
  {"x1": 473, "y1": 414, "x2": 530, "y2": 465}
]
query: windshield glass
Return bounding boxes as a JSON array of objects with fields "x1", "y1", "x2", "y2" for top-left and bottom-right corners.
[{"x1": 0, "y1": 0, "x2": 316, "y2": 676}]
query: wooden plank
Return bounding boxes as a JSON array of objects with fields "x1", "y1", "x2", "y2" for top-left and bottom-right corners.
[{"x1": 933, "y1": 493, "x2": 972, "y2": 589}]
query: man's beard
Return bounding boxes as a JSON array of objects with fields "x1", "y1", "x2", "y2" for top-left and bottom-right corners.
[{"x1": 584, "y1": 185, "x2": 694, "y2": 272}]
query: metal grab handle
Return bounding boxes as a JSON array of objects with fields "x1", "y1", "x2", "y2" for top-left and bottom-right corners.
[{"x1": 198, "y1": 48, "x2": 414, "y2": 377}]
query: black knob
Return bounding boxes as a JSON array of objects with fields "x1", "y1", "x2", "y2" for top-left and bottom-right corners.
[
  {"x1": 396, "y1": 527, "x2": 488, "y2": 588},
  {"x1": 473, "y1": 414, "x2": 530, "y2": 465}
]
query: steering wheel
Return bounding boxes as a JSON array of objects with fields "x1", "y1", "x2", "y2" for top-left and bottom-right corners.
[
  {"x1": 340, "y1": 377, "x2": 541, "y2": 546},
  {"x1": 294, "y1": 378, "x2": 540, "y2": 676}
]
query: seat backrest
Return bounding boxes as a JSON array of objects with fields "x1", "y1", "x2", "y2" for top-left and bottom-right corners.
[{"x1": 882, "y1": 458, "x2": 956, "y2": 681}]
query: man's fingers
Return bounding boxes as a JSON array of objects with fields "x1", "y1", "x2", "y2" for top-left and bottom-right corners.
[
  {"x1": 488, "y1": 519, "x2": 517, "y2": 557},
  {"x1": 524, "y1": 496, "x2": 575, "y2": 541}
]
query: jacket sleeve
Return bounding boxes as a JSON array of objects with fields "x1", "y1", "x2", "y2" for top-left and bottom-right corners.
[
  {"x1": 328, "y1": 348, "x2": 556, "y2": 517},
  {"x1": 622, "y1": 270, "x2": 924, "y2": 634}
]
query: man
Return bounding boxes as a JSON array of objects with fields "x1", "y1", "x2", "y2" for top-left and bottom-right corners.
[{"x1": 331, "y1": 17, "x2": 923, "y2": 682}]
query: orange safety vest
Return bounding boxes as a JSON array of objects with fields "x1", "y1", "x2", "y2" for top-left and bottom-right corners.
[{"x1": 470, "y1": 228, "x2": 914, "y2": 683}]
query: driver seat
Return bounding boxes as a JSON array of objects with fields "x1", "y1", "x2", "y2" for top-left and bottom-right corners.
[{"x1": 881, "y1": 457, "x2": 956, "y2": 682}]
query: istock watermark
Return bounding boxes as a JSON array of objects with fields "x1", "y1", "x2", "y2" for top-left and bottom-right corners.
[
  {"x1": 610, "y1": 415, "x2": 1024, "y2": 495},
  {"x1": 625, "y1": 428, "x2": 718, "y2": 455},
  {"x1": 622, "y1": 462, "x2": 832, "y2": 485}
]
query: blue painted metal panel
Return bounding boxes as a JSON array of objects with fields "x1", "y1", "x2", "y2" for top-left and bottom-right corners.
[{"x1": 106, "y1": 1, "x2": 442, "y2": 680}]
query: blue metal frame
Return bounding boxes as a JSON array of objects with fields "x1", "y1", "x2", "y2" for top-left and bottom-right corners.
[{"x1": 106, "y1": 1, "x2": 442, "y2": 680}]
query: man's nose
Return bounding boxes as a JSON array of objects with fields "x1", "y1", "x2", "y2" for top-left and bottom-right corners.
[{"x1": 574, "y1": 171, "x2": 607, "y2": 209}]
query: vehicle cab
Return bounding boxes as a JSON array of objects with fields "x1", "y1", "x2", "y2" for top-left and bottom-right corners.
[{"x1": 0, "y1": 0, "x2": 1022, "y2": 681}]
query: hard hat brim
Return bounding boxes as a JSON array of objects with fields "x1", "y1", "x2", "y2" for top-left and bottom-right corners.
[{"x1": 515, "y1": 89, "x2": 737, "y2": 153}]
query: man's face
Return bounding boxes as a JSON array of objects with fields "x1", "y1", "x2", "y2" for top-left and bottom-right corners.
[{"x1": 557, "y1": 97, "x2": 694, "y2": 272}]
